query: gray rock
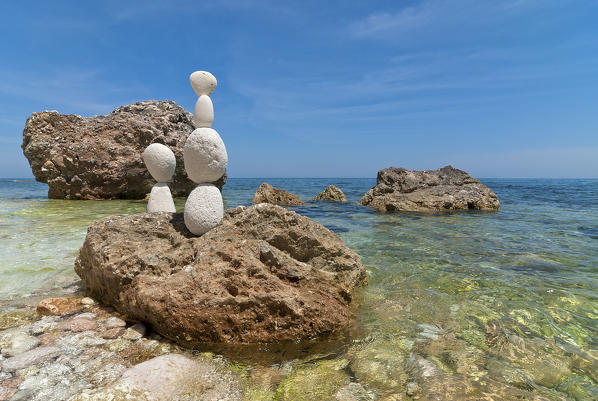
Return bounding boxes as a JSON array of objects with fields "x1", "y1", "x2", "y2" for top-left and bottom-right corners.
[
  {"x1": 22, "y1": 100, "x2": 226, "y2": 200},
  {"x1": 0, "y1": 329, "x2": 40, "y2": 357},
  {"x1": 0, "y1": 346, "x2": 60, "y2": 372},
  {"x1": 359, "y1": 165, "x2": 500, "y2": 212}
]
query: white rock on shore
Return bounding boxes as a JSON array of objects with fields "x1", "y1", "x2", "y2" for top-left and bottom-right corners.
[
  {"x1": 191, "y1": 95, "x2": 214, "y2": 128},
  {"x1": 183, "y1": 128, "x2": 227, "y2": 183},
  {"x1": 183, "y1": 184, "x2": 224, "y2": 235},
  {"x1": 189, "y1": 71, "x2": 217, "y2": 96},
  {"x1": 142, "y1": 143, "x2": 176, "y2": 183}
]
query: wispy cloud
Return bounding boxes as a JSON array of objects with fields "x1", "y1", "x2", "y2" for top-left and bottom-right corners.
[{"x1": 349, "y1": 0, "x2": 565, "y2": 40}]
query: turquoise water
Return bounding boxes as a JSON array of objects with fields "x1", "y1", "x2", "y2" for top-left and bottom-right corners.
[{"x1": 1, "y1": 178, "x2": 597, "y2": 399}]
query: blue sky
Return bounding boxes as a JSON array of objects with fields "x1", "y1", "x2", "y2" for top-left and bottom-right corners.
[{"x1": 1, "y1": 0, "x2": 597, "y2": 178}]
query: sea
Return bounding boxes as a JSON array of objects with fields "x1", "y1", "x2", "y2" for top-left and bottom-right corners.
[{"x1": 1, "y1": 178, "x2": 597, "y2": 398}]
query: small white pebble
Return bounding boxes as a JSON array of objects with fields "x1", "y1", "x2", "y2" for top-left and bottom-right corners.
[
  {"x1": 75, "y1": 312, "x2": 97, "y2": 320},
  {"x1": 105, "y1": 317, "x2": 127, "y2": 329},
  {"x1": 80, "y1": 297, "x2": 96, "y2": 305}
]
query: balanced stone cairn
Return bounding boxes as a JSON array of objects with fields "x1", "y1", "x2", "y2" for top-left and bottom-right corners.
[
  {"x1": 183, "y1": 71, "x2": 228, "y2": 235},
  {"x1": 142, "y1": 143, "x2": 176, "y2": 213}
]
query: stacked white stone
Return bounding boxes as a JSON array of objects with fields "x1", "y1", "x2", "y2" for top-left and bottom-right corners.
[
  {"x1": 142, "y1": 143, "x2": 176, "y2": 213},
  {"x1": 183, "y1": 71, "x2": 228, "y2": 235}
]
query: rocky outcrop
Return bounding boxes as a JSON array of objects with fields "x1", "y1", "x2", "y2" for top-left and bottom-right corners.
[
  {"x1": 313, "y1": 185, "x2": 347, "y2": 202},
  {"x1": 75, "y1": 204, "x2": 367, "y2": 344},
  {"x1": 359, "y1": 166, "x2": 499, "y2": 212},
  {"x1": 22, "y1": 100, "x2": 225, "y2": 200},
  {"x1": 252, "y1": 182, "x2": 303, "y2": 206}
]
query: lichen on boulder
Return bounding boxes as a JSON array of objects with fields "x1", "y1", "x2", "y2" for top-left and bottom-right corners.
[{"x1": 75, "y1": 204, "x2": 367, "y2": 345}]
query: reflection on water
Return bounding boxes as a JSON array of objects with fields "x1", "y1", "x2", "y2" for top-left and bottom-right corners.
[{"x1": 1, "y1": 178, "x2": 597, "y2": 399}]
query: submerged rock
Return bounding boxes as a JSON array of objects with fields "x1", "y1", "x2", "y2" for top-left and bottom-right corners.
[
  {"x1": 313, "y1": 185, "x2": 347, "y2": 202},
  {"x1": 253, "y1": 183, "x2": 303, "y2": 206},
  {"x1": 75, "y1": 204, "x2": 367, "y2": 344},
  {"x1": 359, "y1": 166, "x2": 499, "y2": 212},
  {"x1": 70, "y1": 354, "x2": 242, "y2": 401},
  {"x1": 22, "y1": 100, "x2": 225, "y2": 199},
  {"x1": 37, "y1": 297, "x2": 85, "y2": 316},
  {"x1": 275, "y1": 358, "x2": 350, "y2": 401}
]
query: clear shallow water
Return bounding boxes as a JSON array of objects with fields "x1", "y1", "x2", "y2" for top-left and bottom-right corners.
[{"x1": 1, "y1": 178, "x2": 597, "y2": 399}]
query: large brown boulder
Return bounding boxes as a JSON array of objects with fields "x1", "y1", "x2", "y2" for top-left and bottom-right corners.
[
  {"x1": 313, "y1": 185, "x2": 347, "y2": 202},
  {"x1": 252, "y1": 182, "x2": 303, "y2": 206},
  {"x1": 75, "y1": 204, "x2": 367, "y2": 344},
  {"x1": 359, "y1": 166, "x2": 499, "y2": 212},
  {"x1": 22, "y1": 100, "x2": 225, "y2": 199}
]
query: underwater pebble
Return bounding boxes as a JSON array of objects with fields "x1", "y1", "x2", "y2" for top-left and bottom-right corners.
[
  {"x1": 37, "y1": 297, "x2": 83, "y2": 316},
  {"x1": 0, "y1": 329, "x2": 40, "y2": 357},
  {"x1": 101, "y1": 327, "x2": 125, "y2": 339},
  {"x1": 0, "y1": 346, "x2": 61, "y2": 372},
  {"x1": 406, "y1": 381, "x2": 420, "y2": 396},
  {"x1": 104, "y1": 316, "x2": 126, "y2": 328},
  {"x1": 80, "y1": 297, "x2": 95, "y2": 306},
  {"x1": 58, "y1": 318, "x2": 98, "y2": 332},
  {"x1": 122, "y1": 323, "x2": 146, "y2": 341},
  {"x1": 75, "y1": 312, "x2": 97, "y2": 320}
]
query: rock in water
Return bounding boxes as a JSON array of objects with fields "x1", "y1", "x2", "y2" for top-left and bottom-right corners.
[
  {"x1": 22, "y1": 100, "x2": 226, "y2": 199},
  {"x1": 253, "y1": 183, "x2": 303, "y2": 206},
  {"x1": 359, "y1": 166, "x2": 500, "y2": 212},
  {"x1": 183, "y1": 184, "x2": 224, "y2": 235},
  {"x1": 147, "y1": 183, "x2": 176, "y2": 213},
  {"x1": 75, "y1": 204, "x2": 367, "y2": 344},
  {"x1": 314, "y1": 185, "x2": 347, "y2": 202}
]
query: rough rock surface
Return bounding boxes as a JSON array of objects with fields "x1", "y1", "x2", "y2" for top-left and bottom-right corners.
[
  {"x1": 22, "y1": 100, "x2": 225, "y2": 199},
  {"x1": 75, "y1": 204, "x2": 366, "y2": 344},
  {"x1": 313, "y1": 185, "x2": 347, "y2": 202},
  {"x1": 359, "y1": 166, "x2": 499, "y2": 212},
  {"x1": 252, "y1": 183, "x2": 303, "y2": 206}
]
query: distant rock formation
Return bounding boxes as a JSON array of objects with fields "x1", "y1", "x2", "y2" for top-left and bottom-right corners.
[
  {"x1": 75, "y1": 204, "x2": 367, "y2": 344},
  {"x1": 22, "y1": 100, "x2": 225, "y2": 200},
  {"x1": 252, "y1": 182, "x2": 303, "y2": 206},
  {"x1": 359, "y1": 166, "x2": 499, "y2": 212},
  {"x1": 313, "y1": 185, "x2": 347, "y2": 202}
]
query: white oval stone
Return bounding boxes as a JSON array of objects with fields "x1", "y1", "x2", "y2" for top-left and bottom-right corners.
[
  {"x1": 143, "y1": 143, "x2": 176, "y2": 182},
  {"x1": 189, "y1": 71, "x2": 217, "y2": 96},
  {"x1": 147, "y1": 183, "x2": 176, "y2": 213},
  {"x1": 192, "y1": 95, "x2": 214, "y2": 128},
  {"x1": 183, "y1": 128, "x2": 227, "y2": 183},
  {"x1": 184, "y1": 184, "x2": 223, "y2": 235}
]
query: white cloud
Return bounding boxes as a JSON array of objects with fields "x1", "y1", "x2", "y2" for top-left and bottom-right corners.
[{"x1": 349, "y1": 0, "x2": 564, "y2": 40}]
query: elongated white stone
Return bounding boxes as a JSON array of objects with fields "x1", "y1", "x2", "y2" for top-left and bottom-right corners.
[
  {"x1": 192, "y1": 95, "x2": 214, "y2": 128},
  {"x1": 189, "y1": 71, "x2": 217, "y2": 96},
  {"x1": 143, "y1": 143, "x2": 176, "y2": 183},
  {"x1": 183, "y1": 128, "x2": 227, "y2": 183},
  {"x1": 184, "y1": 184, "x2": 223, "y2": 235},
  {"x1": 147, "y1": 183, "x2": 176, "y2": 213}
]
